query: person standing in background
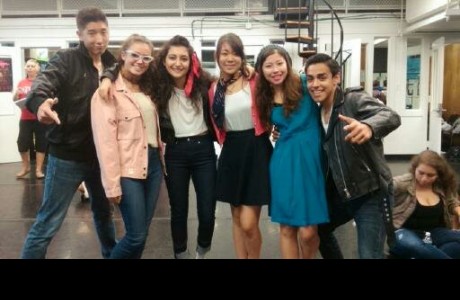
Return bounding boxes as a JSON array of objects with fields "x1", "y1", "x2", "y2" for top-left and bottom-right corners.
[
  {"x1": 21, "y1": 7, "x2": 116, "y2": 259},
  {"x1": 255, "y1": 45, "x2": 328, "y2": 258},
  {"x1": 13, "y1": 58, "x2": 47, "y2": 179},
  {"x1": 92, "y1": 34, "x2": 163, "y2": 259},
  {"x1": 209, "y1": 33, "x2": 272, "y2": 259}
]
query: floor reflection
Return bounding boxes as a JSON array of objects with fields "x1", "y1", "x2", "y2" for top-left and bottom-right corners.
[{"x1": 0, "y1": 158, "x2": 411, "y2": 259}]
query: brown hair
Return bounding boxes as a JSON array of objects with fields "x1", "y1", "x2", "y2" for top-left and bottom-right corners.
[
  {"x1": 255, "y1": 44, "x2": 301, "y2": 130},
  {"x1": 117, "y1": 34, "x2": 155, "y2": 96},
  {"x1": 410, "y1": 150, "x2": 458, "y2": 197},
  {"x1": 76, "y1": 7, "x2": 108, "y2": 31}
]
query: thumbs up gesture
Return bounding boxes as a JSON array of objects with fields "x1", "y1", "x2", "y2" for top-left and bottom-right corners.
[
  {"x1": 37, "y1": 97, "x2": 61, "y2": 125},
  {"x1": 338, "y1": 114, "x2": 372, "y2": 144}
]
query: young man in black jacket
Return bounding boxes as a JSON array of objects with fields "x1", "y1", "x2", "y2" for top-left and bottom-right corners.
[
  {"x1": 305, "y1": 53, "x2": 401, "y2": 259},
  {"x1": 22, "y1": 7, "x2": 117, "y2": 259}
]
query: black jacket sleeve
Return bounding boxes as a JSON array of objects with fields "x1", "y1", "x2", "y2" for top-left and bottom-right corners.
[
  {"x1": 101, "y1": 63, "x2": 119, "y2": 82},
  {"x1": 348, "y1": 91, "x2": 401, "y2": 139}
]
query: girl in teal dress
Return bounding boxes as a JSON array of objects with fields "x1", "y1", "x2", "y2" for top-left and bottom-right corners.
[{"x1": 255, "y1": 45, "x2": 329, "y2": 258}]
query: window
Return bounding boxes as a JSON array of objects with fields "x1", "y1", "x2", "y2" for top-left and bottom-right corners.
[{"x1": 406, "y1": 38, "x2": 421, "y2": 110}]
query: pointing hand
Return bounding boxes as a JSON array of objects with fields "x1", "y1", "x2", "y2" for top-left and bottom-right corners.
[
  {"x1": 338, "y1": 114, "x2": 372, "y2": 144},
  {"x1": 37, "y1": 97, "x2": 61, "y2": 125}
]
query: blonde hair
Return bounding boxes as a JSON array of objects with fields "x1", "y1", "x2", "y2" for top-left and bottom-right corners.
[{"x1": 25, "y1": 58, "x2": 40, "y2": 78}]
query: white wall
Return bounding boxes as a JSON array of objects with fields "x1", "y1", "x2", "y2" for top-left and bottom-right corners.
[
  {"x1": 0, "y1": 107, "x2": 21, "y2": 163},
  {"x1": 406, "y1": 0, "x2": 448, "y2": 23},
  {"x1": 0, "y1": 47, "x2": 22, "y2": 163}
]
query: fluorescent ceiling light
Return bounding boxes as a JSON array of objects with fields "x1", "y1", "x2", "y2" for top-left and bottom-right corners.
[
  {"x1": 374, "y1": 38, "x2": 388, "y2": 45},
  {"x1": 446, "y1": 8, "x2": 460, "y2": 17}
]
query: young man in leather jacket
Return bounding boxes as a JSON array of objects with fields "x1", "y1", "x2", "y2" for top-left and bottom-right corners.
[
  {"x1": 305, "y1": 53, "x2": 401, "y2": 259},
  {"x1": 22, "y1": 7, "x2": 117, "y2": 259}
]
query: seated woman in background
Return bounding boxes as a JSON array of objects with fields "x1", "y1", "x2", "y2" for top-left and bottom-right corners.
[{"x1": 391, "y1": 150, "x2": 460, "y2": 259}]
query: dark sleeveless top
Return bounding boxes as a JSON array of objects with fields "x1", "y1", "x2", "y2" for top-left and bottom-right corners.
[{"x1": 403, "y1": 199, "x2": 446, "y2": 232}]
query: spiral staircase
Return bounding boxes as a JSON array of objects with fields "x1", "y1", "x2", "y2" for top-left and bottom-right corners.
[{"x1": 274, "y1": 0, "x2": 344, "y2": 64}]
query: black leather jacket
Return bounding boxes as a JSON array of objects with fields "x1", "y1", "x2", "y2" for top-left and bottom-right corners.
[
  {"x1": 26, "y1": 43, "x2": 116, "y2": 162},
  {"x1": 323, "y1": 87, "x2": 401, "y2": 201}
]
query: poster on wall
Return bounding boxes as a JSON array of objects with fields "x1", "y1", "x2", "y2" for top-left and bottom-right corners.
[
  {"x1": 0, "y1": 57, "x2": 13, "y2": 92},
  {"x1": 0, "y1": 56, "x2": 15, "y2": 116}
]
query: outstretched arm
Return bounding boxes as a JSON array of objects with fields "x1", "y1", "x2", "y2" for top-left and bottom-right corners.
[
  {"x1": 338, "y1": 114, "x2": 372, "y2": 145},
  {"x1": 349, "y1": 92, "x2": 401, "y2": 139}
]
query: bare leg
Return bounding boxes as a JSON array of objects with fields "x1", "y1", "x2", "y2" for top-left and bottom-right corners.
[
  {"x1": 280, "y1": 225, "x2": 300, "y2": 258},
  {"x1": 298, "y1": 225, "x2": 319, "y2": 259},
  {"x1": 231, "y1": 206, "x2": 247, "y2": 258},
  {"x1": 239, "y1": 205, "x2": 262, "y2": 259},
  {"x1": 35, "y1": 152, "x2": 45, "y2": 178},
  {"x1": 16, "y1": 151, "x2": 30, "y2": 178},
  {"x1": 230, "y1": 205, "x2": 262, "y2": 258}
]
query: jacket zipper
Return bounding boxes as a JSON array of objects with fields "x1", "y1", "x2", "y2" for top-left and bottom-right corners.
[
  {"x1": 351, "y1": 144, "x2": 371, "y2": 172},
  {"x1": 334, "y1": 131, "x2": 351, "y2": 199}
]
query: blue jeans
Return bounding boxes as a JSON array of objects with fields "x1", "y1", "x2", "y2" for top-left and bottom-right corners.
[
  {"x1": 21, "y1": 154, "x2": 116, "y2": 259},
  {"x1": 110, "y1": 147, "x2": 163, "y2": 259},
  {"x1": 391, "y1": 227, "x2": 460, "y2": 259},
  {"x1": 319, "y1": 183, "x2": 391, "y2": 259},
  {"x1": 318, "y1": 193, "x2": 386, "y2": 259},
  {"x1": 165, "y1": 134, "x2": 217, "y2": 255},
  {"x1": 352, "y1": 189, "x2": 387, "y2": 259}
]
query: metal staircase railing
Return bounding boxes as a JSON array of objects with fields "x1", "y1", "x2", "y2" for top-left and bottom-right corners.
[{"x1": 275, "y1": 0, "x2": 344, "y2": 66}]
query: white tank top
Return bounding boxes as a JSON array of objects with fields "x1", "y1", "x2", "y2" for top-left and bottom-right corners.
[{"x1": 224, "y1": 84, "x2": 253, "y2": 131}]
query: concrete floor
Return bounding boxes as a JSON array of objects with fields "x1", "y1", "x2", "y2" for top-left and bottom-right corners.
[{"x1": 0, "y1": 157, "x2": 411, "y2": 259}]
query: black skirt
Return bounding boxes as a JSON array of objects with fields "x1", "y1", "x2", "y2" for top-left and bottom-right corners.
[{"x1": 216, "y1": 129, "x2": 273, "y2": 206}]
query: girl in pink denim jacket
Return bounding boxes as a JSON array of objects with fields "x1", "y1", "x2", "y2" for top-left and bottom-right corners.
[{"x1": 91, "y1": 34, "x2": 164, "y2": 259}]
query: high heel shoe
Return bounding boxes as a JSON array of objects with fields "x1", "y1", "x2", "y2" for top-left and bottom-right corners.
[{"x1": 35, "y1": 171, "x2": 45, "y2": 179}]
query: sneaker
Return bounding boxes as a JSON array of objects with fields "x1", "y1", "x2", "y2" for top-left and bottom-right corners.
[
  {"x1": 195, "y1": 245, "x2": 210, "y2": 259},
  {"x1": 174, "y1": 250, "x2": 191, "y2": 259}
]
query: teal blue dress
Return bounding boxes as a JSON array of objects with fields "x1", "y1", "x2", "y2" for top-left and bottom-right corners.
[{"x1": 269, "y1": 77, "x2": 329, "y2": 227}]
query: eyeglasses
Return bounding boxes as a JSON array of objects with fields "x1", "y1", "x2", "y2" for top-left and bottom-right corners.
[{"x1": 124, "y1": 50, "x2": 154, "y2": 64}]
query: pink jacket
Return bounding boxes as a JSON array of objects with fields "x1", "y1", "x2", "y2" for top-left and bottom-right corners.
[
  {"x1": 208, "y1": 76, "x2": 266, "y2": 145},
  {"x1": 91, "y1": 74, "x2": 164, "y2": 198}
]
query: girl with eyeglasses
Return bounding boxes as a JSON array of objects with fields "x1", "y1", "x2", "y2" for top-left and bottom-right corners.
[{"x1": 91, "y1": 34, "x2": 164, "y2": 259}]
